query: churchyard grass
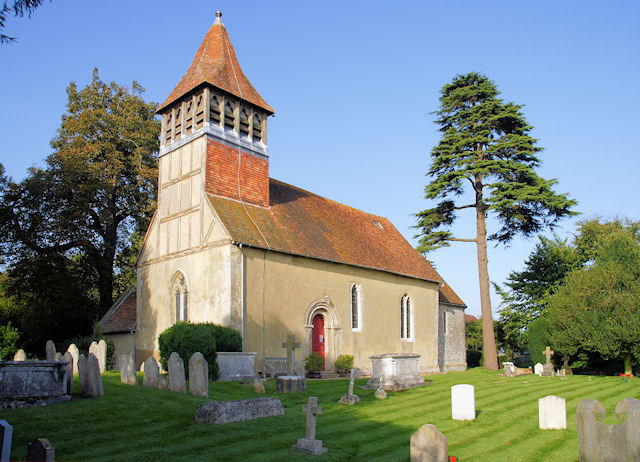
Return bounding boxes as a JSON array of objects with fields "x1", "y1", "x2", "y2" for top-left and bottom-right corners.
[{"x1": 3, "y1": 368, "x2": 639, "y2": 461}]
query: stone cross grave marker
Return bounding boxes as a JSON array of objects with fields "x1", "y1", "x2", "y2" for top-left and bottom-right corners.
[
  {"x1": 67, "y1": 344, "x2": 80, "y2": 375},
  {"x1": 168, "y1": 352, "x2": 186, "y2": 393},
  {"x1": 0, "y1": 420, "x2": 13, "y2": 462},
  {"x1": 542, "y1": 346, "x2": 555, "y2": 376},
  {"x1": 292, "y1": 396, "x2": 328, "y2": 455},
  {"x1": 339, "y1": 368, "x2": 360, "y2": 405},
  {"x1": 188, "y1": 352, "x2": 209, "y2": 398},
  {"x1": 143, "y1": 356, "x2": 159, "y2": 388},
  {"x1": 577, "y1": 398, "x2": 640, "y2": 462},
  {"x1": 282, "y1": 335, "x2": 300, "y2": 376},
  {"x1": 543, "y1": 346, "x2": 554, "y2": 364},
  {"x1": 26, "y1": 438, "x2": 54, "y2": 462},
  {"x1": 410, "y1": 424, "x2": 448, "y2": 462},
  {"x1": 451, "y1": 384, "x2": 475, "y2": 421},
  {"x1": 45, "y1": 340, "x2": 56, "y2": 361},
  {"x1": 539, "y1": 395, "x2": 566, "y2": 430}
]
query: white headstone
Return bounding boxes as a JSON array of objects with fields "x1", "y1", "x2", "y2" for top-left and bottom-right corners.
[
  {"x1": 539, "y1": 395, "x2": 566, "y2": 430},
  {"x1": 451, "y1": 384, "x2": 475, "y2": 421},
  {"x1": 12, "y1": 349, "x2": 26, "y2": 361},
  {"x1": 534, "y1": 363, "x2": 544, "y2": 376},
  {"x1": 119, "y1": 353, "x2": 138, "y2": 385},
  {"x1": 188, "y1": 352, "x2": 209, "y2": 398},
  {"x1": 168, "y1": 352, "x2": 186, "y2": 393},
  {"x1": 410, "y1": 424, "x2": 448, "y2": 462},
  {"x1": 0, "y1": 420, "x2": 12, "y2": 462},
  {"x1": 143, "y1": 356, "x2": 159, "y2": 388},
  {"x1": 97, "y1": 340, "x2": 107, "y2": 373},
  {"x1": 67, "y1": 344, "x2": 80, "y2": 375}
]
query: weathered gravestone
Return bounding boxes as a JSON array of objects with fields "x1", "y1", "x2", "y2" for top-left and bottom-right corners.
[
  {"x1": 13, "y1": 350, "x2": 26, "y2": 362},
  {"x1": 158, "y1": 375, "x2": 169, "y2": 390},
  {"x1": 78, "y1": 354, "x2": 103, "y2": 397},
  {"x1": 451, "y1": 384, "x2": 475, "y2": 421},
  {"x1": 339, "y1": 368, "x2": 360, "y2": 405},
  {"x1": 45, "y1": 340, "x2": 56, "y2": 361},
  {"x1": 282, "y1": 335, "x2": 301, "y2": 376},
  {"x1": 143, "y1": 356, "x2": 159, "y2": 388},
  {"x1": 292, "y1": 396, "x2": 328, "y2": 455},
  {"x1": 539, "y1": 395, "x2": 566, "y2": 430},
  {"x1": 375, "y1": 380, "x2": 387, "y2": 399},
  {"x1": 276, "y1": 375, "x2": 306, "y2": 393},
  {"x1": 26, "y1": 438, "x2": 54, "y2": 462},
  {"x1": 0, "y1": 420, "x2": 13, "y2": 462},
  {"x1": 576, "y1": 398, "x2": 640, "y2": 462},
  {"x1": 196, "y1": 397, "x2": 285, "y2": 424},
  {"x1": 67, "y1": 344, "x2": 80, "y2": 375},
  {"x1": 189, "y1": 352, "x2": 208, "y2": 398},
  {"x1": 503, "y1": 362, "x2": 515, "y2": 376},
  {"x1": 542, "y1": 346, "x2": 555, "y2": 377},
  {"x1": 119, "y1": 353, "x2": 137, "y2": 385},
  {"x1": 88, "y1": 341, "x2": 98, "y2": 362},
  {"x1": 97, "y1": 339, "x2": 107, "y2": 373},
  {"x1": 253, "y1": 377, "x2": 265, "y2": 394},
  {"x1": 168, "y1": 352, "x2": 186, "y2": 393},
  {"x1": 62, "y1": 352, "x2": 73, "y2": 395},
  {"x1": 410, "y1": 424, "x2": 448, "y2": 462},
  {"x1": 534, "y1": 363, "x2": 544, "y2": 376},
  {"x1": 54, "y1": 352, "x2": 62, "y2": 361}
]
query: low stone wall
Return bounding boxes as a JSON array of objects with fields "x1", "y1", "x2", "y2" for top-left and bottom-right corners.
[
  {"x1": 216, "y1": 352, "x2": 256, "y2": 381},
  {"x1": 0, "y1": 361, "x2": 71, "y2": 408}
]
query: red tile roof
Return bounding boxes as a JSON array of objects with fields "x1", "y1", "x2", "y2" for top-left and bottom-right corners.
[
  {"x1": 465, "y1": 314, "x2": 479, "y2": 323},
  {"x1": 99, "y1": 286, "x2": 136, "y2": 333},
  {"x1": 209, "y1": 179, "x2": 465, "y2": 307},
  {"x1": 157, "y1": 15, "x2": 273, "y2": 114}
]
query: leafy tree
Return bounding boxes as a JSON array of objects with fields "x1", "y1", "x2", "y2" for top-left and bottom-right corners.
[
  {"x1": 526, "y1": 316, "x2": 551, "y2": 365},
  {"x1": 465, "y1": 318, "x2": 484, "y2": 351},
  {"x1": 0, "y1": 322, "x2": 20, "y2": 359},
  {"x1": 416, "y1": 72, "x2": 576, "y2": 370},
  {"x1": 547, "y1": 227, "x2": 640, "y2": 375},
  {"x1": 0, "y1": 0, "x2": 48, "y2": 44}
]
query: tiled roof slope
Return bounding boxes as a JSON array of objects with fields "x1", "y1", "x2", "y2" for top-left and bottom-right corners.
[
  {"x1": 209, "y1": 179, "x2": 465, "y2": 307},
  {"x1": 99, "y1": 286, "x2": 137, "y2": 333},
  {"x1": 157, "y1": 16, "x2": 274, "y2": 114}
]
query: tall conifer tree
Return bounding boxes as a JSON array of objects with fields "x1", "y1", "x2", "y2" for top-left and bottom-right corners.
[{"x1": 416, "y1": 72, "x2": 576, "y2": 370}]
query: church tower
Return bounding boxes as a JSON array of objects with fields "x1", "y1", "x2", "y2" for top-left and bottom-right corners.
[{"x1": 156, "y1": 11, "x2": 274, "y2": 208}]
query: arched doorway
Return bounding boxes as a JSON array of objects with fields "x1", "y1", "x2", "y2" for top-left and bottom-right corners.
[{"x1": 312, "y1": 313, "x2": 325, "y2": 370}]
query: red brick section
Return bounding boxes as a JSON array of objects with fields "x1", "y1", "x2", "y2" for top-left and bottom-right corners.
[
  {"x1": 208, "y1": 179, "x2": 466, "y2": 306},
  {"x1": 157, "y1": 19, "x2": 273, "y2": 114},
  {"x1": 205, "y1": 138, "x2": 269, "y2": 208}
]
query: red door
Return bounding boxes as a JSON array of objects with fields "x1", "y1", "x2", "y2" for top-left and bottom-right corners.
[{"x1": 312, "y1": 314, "x2": 325, "y2": 370}]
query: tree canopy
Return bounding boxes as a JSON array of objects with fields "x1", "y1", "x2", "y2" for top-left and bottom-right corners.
[
  {"x1": 416, "y1": 72, "x2": 576, "y2": 370},
  {"x1": 0, "y1": 0, "x2": 48, "y2": 43}
]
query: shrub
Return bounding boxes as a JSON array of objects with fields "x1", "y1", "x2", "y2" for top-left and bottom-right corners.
[
  {"x1": 527, "y1": 316, "x2": 552, "y2": 365},
  {"x1": 158, "y1": 322, "x2": 242, "y2": 381},
  {"x1": 0, "y1": 323, "x2": 20, "y2": 360},
  {"x1": 466, "y1": 349, "x2": 482, "y2": 368},
  {"x1": 66, "y1": 335, "x2": 116, "y2": 370},
  {"x1": 335, "y1": 354, "x2": 354, "y2": 371},
  {"x1": 304, "y1": 352, "x2": 324, "y2": 372}
]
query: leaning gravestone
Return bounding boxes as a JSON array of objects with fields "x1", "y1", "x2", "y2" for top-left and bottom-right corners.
[
  {"x1": 534, "y1": 363, "x2": 544, "y2": 376},
  {"x1": 451, "y1": 384, "x2": 475, "y2": 421},
  {"x1": 576, "y1": 398, "x2": 640, "y2": 462},
  {"x1": 13, "y1": 350, "x2": 26, "y2": 362},
  {"x1": 168, "y1": 352, "x2": 186, "y2": 393},
  {"x1": 62, "y1": 351, "x2": 74, "y2": 395},
  {"x1": 539, "y1": 395, "x2": 566, "y2": 430},
  {"x1": 26, "y1": 438, "x2": 54, "y2": 462},
  {"x1": 292, "y1": 396, "x2": 328, "y2": 455},
  {"x1": 410, "y1": 424, "x2": 448, "y2": 462},
  {"x1": 339, "y1": 368, "x2": 360, "y2": 405},
  {"x1": 143, "y1": 356, "x2": 160, "y2": 388},
  {"x1": 196, "y1": 397, "x2": 285, "y2": 424},
  {"x1": 120, "y1": 353, "x2": 137, "y2": 385},
  {"x1": 189, "y1": 352, "x2": 209, "y2": 398},
  {"x1": 1, "y1": 420, "x2": 13, "y2": 462},
  {"x1": 67, "y1": 344, "x2": 80, "y2": 375},
  {"x1": 45, "y1": 340, "x2": 56, "y2": 361}
]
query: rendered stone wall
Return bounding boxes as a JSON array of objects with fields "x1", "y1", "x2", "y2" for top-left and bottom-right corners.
[{"x1": 438, "y1": 304, "x2": 467, "y2": 372}]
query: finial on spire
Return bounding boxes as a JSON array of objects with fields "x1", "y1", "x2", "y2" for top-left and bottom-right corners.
[{"x1": 214, "y1": 10, "x2": 223, "y2": 25}]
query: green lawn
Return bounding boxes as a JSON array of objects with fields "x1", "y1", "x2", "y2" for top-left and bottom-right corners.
[{"x1": 3, "y1": 368, "x2": 639, "y2": 461}]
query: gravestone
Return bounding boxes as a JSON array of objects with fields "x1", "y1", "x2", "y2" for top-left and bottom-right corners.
[
  {"x1": 410, "y1": 424, "x2": 448, "y2": 462},
  {"x1": 158, "y1": 375, "x2": 169, "y2": 390},
  {"x1": 1, "y1": 420, "x2": 12, "y2": 462},
  {"x1": 339, "y1": 368, "x2": 360, "y2": 405},
  {"x1": 216, "y1": 352, "x2": 256, "y2": 381},
  {"x1": 542, "y1": 346, "x2": 555, "y2": 377},
  {"x1": 503, "y1": 362, "x2": 515, "y2": 376},
  {"x1": 253, "y1": 377, "x2": 265, "y2": 394},
  {"x1": 88, "y1": 341, "x2": 99, "y2": 361},
  {"x1": 276, "y1": 375, "x2": 306, "y2": 393},
  {"x1": 143, "y1": 356, "x2": 159, "y2": 388},
  {"x1": 26, "y1": 438, "x2": 54, "y2": 462},
  {"x1": 189, "y1": 352, "x2": 209, "y2": 398},
  {"x1": 13, "y1": 350, "x2": 26, "y2": 361},
  {"x1": 45, "y1": 340, "x2": 56, "y2": 361},
  {"x1": 67, "y1": 344, "x2": 80, "y2": 375},
  {"x1": 196, "y1": 397, "x2": 285, "y2": 424},
  {"x1": 77, "y1": 354, "x2": 89, "y2": 394},
  {"x1": 97, "y1": 339, "x2": 107, "y2": 373},
  {"x1": 539, "y1": 395, "x2": 566, "y2": 430},
  {"x1": 375, "y1": 381, "x2": 387, "y2": 399},
  {"x1": 62, "y1": 352, "x2": 73, "y2": 395},
  {"x1": 534, "y1": 363, "x2": 544, "y2": 376},
  {"x1": 54, "y1": 352, "x2": 62, "y2": 361},
  {"x1": 168, "y1": 352, "x2": 186, "y2": 393},
  {"x1": 576, "y1": 398, "x2": 640, "y2": 461},
  {"x1": 80, "y1": 354, "x2": 103, "y2": 397},
  {"x1": 292, "y1": 397, "x2": 328, "y2": 455},
  {"x1": 282, "y1": 335, "x2": 301, "y2": 376},
  {"x1": 451, "y1": 384, "x2": 475, "y2": 421},
  {"x1": 119, "y1": 353, "x2": 137, "y2": 385}
]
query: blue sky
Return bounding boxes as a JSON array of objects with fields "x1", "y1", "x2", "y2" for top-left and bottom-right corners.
[{"x1": 1, "y1": 1, "x2": 638, "y2": 317}]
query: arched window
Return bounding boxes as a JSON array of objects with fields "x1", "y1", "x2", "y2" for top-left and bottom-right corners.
[
  {"x1": 224, "y1": 100, "x2": 235, "y2": 129},
  {"x1": 401, "y1": 294, "x2": 412, "y2": 340},
  {"x1": 210, "y1": 94, "x2": 221, "y2": 124},
  {"x1": 351, "y1": 283, "x2": 361, "y2": 330},
  {"x1": 239, "y1": 107, "x2": 250, "y2": 135},
  {"x1": 172, "y1": 272, "x2": 188, "y2": 323},
  {"x1": 252, "y1": 112, "x2": 263, "y2": 141}
]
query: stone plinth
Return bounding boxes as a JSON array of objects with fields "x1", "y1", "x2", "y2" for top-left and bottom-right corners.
[
  {"x1": 216, "y1": 352, "x2": 256, "y2": 381},
  {"x1": 0, "y1": 361, "x2": 71, "y2": 408},
  {"x1": 364, "y1": 354, "x2": 426, "y2": 391},
  {"x1": 292, "y1": 438, "x2": 328, "y2": 456},
  {"x1": 276, "y1": 375, "x2": 306, "y2": 393}
]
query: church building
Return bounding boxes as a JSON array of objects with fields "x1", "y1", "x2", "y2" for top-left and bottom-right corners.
[{"x1": 134, "y1": 12, "x2": 467, "y2": 374}]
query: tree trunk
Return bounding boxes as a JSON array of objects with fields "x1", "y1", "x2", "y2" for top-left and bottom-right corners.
[
  {"x1": 476, "y1": 193, "x2": 499, "y2": 371},
  {"x1": 623, "y1": 352, "x2": 633, "y2": 376}
]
